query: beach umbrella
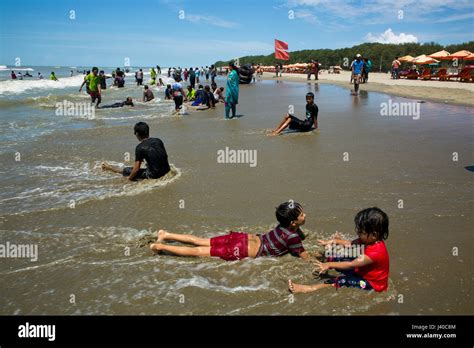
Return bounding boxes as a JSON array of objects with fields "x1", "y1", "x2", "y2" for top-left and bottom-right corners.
[
  {"x1": 398, "y1": 55, "x2": 414, "y2": 62},
  {"x1": 428, "y1": 50, "x2": 451, "y2": 60},
  {"x1": 464, "y1": 53, "x2": 474, "y2": 60},
  {"x1": 412, "y1": 55, "x2": 439, "y2": 65},
  {"x1": 448, "y1": 50, "x2": 472, "y2": 59}
]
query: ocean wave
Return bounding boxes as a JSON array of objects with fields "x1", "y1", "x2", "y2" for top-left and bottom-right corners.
[
  {"x1": 0, "y1": 163, "x2": 182, "y2": 215},
  {"x1": 0, "y1": 75, "x2": 84, "y2": 95}
]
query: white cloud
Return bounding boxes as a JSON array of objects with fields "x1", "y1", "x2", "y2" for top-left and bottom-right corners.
[
  {"x1": 184, "y1": 14, "x2": 238, "y2": 28},
  {"x1": 365, "y1": 28, "x2": 418, "y2": 44},
  {"x1": 294, "y1": 10, "x2": 319, "y2": 23}
]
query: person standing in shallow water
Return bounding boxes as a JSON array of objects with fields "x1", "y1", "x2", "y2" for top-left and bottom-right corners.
[{"x1": 225, "y1": 62, "x2": 239, "y2": 119}]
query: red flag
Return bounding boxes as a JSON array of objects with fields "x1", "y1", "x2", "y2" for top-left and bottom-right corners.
[
  {"x1": 275, "y1": 39, "x2": 289, "y2": 61},
  {"x1": 275, "y1": 39, "x2": 288, "y2": 50}
]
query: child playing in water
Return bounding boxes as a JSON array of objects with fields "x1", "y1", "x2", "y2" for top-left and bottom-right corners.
[
  {"x1": 270, "y1": 92, "x2": 318, "y2": 136},
  {"x1": 102, "y1": 122, "x2": 170, "y2": 181},
  {"x1": 150, "y1": 201, "x2": 312, "y2": 261},
  {"x1": 288, "y1": 207, "x2": 390, "y2": 293},
  {"x1": 164, "y1": 84, "x2": 172, "y2": 100}
]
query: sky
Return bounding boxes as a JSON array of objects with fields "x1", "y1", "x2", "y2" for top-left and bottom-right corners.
[{"x1": 1, "y1": 0, "x2": 473, "y2": 67}]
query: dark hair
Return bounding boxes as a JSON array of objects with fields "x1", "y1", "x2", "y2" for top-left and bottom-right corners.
[
  {"x1": 167, "y1": 84, "x2": 171, "y2": 88},
  {"x1": 134, "y1": 122, "x2": 149, "y2": 139},
  {"x1": 354, "y1": 207, "x2": 389, "y2": 240},
  {"x1": 92, "y1": 67, "x2": 98, "y2": 72},
  {"x1": 204, "y1": 85, "x2": 210, "y2": 92},
  {"x1": 198, "y1": 84, "x2": 203, "y2": 89},
  {"x1": 275, "y1": 201, "x2": 303, "y2": 228},
  {"x1": 144, "y1": 85, "x2": 149, "y2": 89}
]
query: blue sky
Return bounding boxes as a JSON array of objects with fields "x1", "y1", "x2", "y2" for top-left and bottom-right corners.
[{"x1": 1, "y1": 0, "x2": 473, "y2": 67}]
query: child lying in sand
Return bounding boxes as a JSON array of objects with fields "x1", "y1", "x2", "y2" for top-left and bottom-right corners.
[
  {"x1": 289, "y1": 207, "x2": 390, "y2": 293},
  {"x1": 150, "y1": 201, "x2": 313, "y2": 261},
  {"x1": 270, "y1": 92, "x2": 318, "y2": 136}
]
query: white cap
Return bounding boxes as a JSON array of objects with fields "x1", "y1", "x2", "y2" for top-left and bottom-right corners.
[{"x1": 356, "y1": 53, "x2": 361, "y2": 58}]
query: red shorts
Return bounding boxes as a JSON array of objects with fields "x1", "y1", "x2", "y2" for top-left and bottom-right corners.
[{"x1": 210, "y1": 232, "x2": 249, "y2": 261}]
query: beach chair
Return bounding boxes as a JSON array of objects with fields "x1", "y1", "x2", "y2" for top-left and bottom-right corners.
[
  {"x1": 419, "y1": 68, "x2": 432, "y2": 80},
  {"x1": 432, "y1": 68, "x2": 448, "y2": 81},
  {"x1": 446, "y1": 67, "x2": 471, "y2": 81},
  {"x1": 405, "y1": 70, "x2": 419, "y2": 80},
  {"x1": 459, "y1": 67, "x2": 473, "y2": 82}
]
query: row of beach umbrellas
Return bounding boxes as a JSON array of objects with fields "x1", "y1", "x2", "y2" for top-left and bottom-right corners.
[{"x1": 398, "y1": 50, "x2": 473, "y2": 65}]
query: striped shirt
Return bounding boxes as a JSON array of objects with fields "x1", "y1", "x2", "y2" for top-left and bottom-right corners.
[{"x1": 258, "y1": 225, "x2": 305, "y2": 257}]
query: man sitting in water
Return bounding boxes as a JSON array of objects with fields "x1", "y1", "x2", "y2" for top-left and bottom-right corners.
[
  {"x1": 99, "y1": 97, "x2": 134, "y2": 108},
  {"x1": 270, "y1": 92, "x2": 319, "y2": 136},
  {"x1": 143, "y1": 85, "x2": 154, "y2": 102},
  {"x1": 102, "y1": 122, "x2": 171, "y2": 181}
]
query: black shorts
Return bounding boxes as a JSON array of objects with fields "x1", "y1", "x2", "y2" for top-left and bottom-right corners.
[
  {"x1": 122, "y1": 167, "x2": 149, "y2": 180},
  {"x1": 174, "y1": 95, "x2": 183, "y2": 109},
  {"x1": 288, "y1": 115, "x2": 313, "y2": 132},
  {"x1": 325, "y1": 271, "x2": 373, "y2": 291}
]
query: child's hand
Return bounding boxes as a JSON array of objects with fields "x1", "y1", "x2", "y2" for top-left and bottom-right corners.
[
  {"x1": 313, "y1": 260, "x2": 330, "y2": 273},
  {"x1": 317, "y1": 239, "x2": 334, "y2": 246}
]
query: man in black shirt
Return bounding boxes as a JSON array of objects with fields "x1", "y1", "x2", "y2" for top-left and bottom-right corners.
[
  {"x1": 102, "y1": 122, "x2": 171, "y2": 181},
  {"x1": 270, "y1": 92, "x2": 319, "y2": 136}
]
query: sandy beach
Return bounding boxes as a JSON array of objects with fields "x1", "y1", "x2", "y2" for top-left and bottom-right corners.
[{"x1": 260, "y1": 70, "x2": 474, "y2": 107}]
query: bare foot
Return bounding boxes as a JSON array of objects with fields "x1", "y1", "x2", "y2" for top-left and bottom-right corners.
[
  {"x1": 156, "y1": 229, "x2": 168, "y2": 243},
  {"x1": 288, "y1": 279, "x2": 316, "y2": 294},
  {"x1": 149, "y1": 243, "x2": 163, "y2": 254},
  {"x1": 101, "y1": 162, "x2": 113, "y2": 171}
]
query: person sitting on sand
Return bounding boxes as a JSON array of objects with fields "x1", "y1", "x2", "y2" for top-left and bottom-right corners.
[
  {"x1": 289, "y1": 207, "x2": 390, "y2": 294},
  {"x1": 150, "y1": 201, "x2": 313, "y2": 262},
  {"x1": 203, "y1": 85, "x2": 216, "y2": 108},
  {"x1": 99, "y1": 97, "x2": 134, "y2": 108},
  {"x1": 213, "y1": 85, "x2": 225, "y2": 103},
  {"x1": 186, "y1": 85, "x2": 196, "y2": 101},
  {"x1": 164, "y1": 84, "x2": 172, "y2": 100},
  {"x1": 270, "y1": 92, "x2": 318, "y2": 136},
  {"x1": 191, "y1": 85, "x2": 205, "y2": 106},
  {"x1": 143, "y1": 85, "x2": 154, "y2": 102},
  {"x1": 102, "y1": 122, "x2": 170, "y2": 181}
]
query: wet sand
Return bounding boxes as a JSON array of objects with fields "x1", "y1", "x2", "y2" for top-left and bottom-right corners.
[
  {"x1": 1, "y1": 79, "x2": 473, "y2": 315},
  {"x1": 260, "y1": 71, "x2": 474, "y2": 107}
]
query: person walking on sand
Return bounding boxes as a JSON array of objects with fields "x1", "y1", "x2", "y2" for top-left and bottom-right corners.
[
  {"x1": 352, "y1": 54, "x2": 364, "y2": 95},
  {"x1": 391, "y1": 57, "x2": 401, "y2": 79},
  {"x1": 225, "y1": 62, "x2": 239, "y2": 119}
]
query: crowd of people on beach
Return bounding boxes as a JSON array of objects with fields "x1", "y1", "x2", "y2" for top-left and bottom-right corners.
[{"x1": 19, "y1": 58, "x2": 387, "y2": 298}]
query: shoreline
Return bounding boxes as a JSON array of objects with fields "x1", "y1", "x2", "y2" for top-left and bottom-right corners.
[{"x1": 259, "y1": 71, "x2": 474, "y2": 107}]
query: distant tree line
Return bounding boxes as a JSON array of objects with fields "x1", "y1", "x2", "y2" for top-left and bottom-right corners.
[{"x1": 215, "y1": 41, "x2": 474, "y2": 72}]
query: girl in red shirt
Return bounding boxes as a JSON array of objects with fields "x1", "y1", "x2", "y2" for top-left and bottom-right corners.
[{"x1": 289, "y1": 207, "x2": 389, "y2": 293}]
